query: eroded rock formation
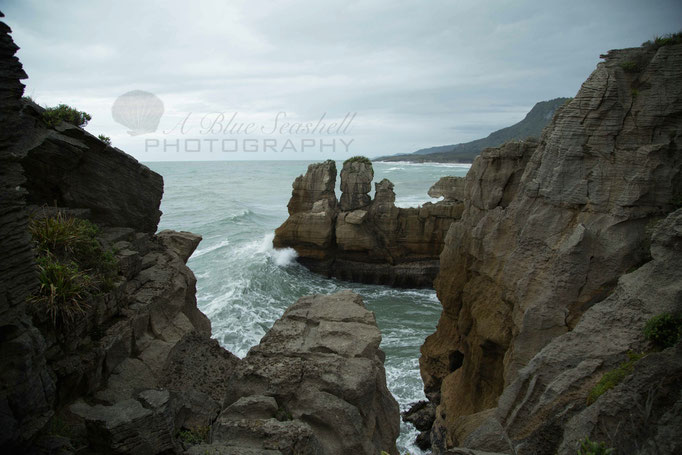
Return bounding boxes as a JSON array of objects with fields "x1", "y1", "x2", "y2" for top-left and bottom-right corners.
[
  {"x1": 206, "y1": 291, "x2": 400, "y2": 455},
  {"x1": 417, "y1": 42, "x2": 682, "y2": 453},
  {"x1": 0, "y1": 18, "x2": 400, "y2": 454},
  {"x1": 274, "y1": 159, "x2": 464, "y2": 287}
]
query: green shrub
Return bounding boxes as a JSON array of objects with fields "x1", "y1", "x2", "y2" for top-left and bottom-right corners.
[
  {"x1": 344, "y1": 155, "x2": 372, "y2": 165},
  {"x1": 177, "y1": 426, "x2": 209, "y2": 445},
  {"x1": 643, "y1": 313, "x2": 682, "y2": 349},
  {"x1": 43, "y1": 104, "x2": 92, "y2": 128},
  {"x1": 98, "y1": 134, "x2": 112, "y2": 145},
  {"x1": 620, "y1": 61, "x2": 641, "y2": 73},
  {"x1": 30, "y1": 212, "x2": 99, "y2": 257},
  {"x1": 642, "y1": 32, "x2": 682, "y2": 49},
  {"x1": 587, "y1": 351, "x2": 645, "y2": 404},
  {"x1": 33, "y1": 256, "x2": 91, "y2": 325},
  {"x1": 577, "y1": 437, "x2": 614, "y2": 455},
  {"x1": 28, "y1": 212, "x2": 118, "y2": 325}
]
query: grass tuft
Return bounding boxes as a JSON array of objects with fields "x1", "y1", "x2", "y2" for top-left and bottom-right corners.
[
  {"x1": 577, "y1": 437, "x2": 614, "y2": 455},
  {"x1": 28, "y1": 211, "x2": 118, "y2": 326},
  {"x1": 642, "y1": 32, "x2": 682, "y2": 49},
  {"x1": 587, "y1": 351, "x2": 645, "y2": 405}
]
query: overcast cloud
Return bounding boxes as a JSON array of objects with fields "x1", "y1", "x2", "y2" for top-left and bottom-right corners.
[{"x1": 3, "y1": 0, "x2": 681, "y2": 161}]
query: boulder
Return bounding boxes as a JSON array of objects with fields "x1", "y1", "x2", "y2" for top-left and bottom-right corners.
[
  {"x1": 222, "y1": 290, "x2": 401, "y2": 455},
  {"x1": 157, "y1": 230, "x2": 202, "y2": 262},
  {"x1": 428, "y1": 176, "x2": 467, "y2": 202}
]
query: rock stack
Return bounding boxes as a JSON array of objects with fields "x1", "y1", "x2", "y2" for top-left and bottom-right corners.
[{"x1": 274, "y1": 159, "x2": 464, "y2": 287}]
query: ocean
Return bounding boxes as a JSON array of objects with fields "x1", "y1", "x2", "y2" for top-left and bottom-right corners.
[{"x1": 147, "y1": 160, "x2": 471, "y2": 454}]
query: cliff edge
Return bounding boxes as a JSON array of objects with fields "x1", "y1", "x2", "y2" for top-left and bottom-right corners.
[
  {"x1": 417, "y1": 40, "x2": 682, "y2": 454},
  {"x1": 0, "y1": 16, "x2": 399, "y2": 454}
]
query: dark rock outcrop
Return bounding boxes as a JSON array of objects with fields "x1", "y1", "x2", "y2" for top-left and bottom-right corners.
[
  {"x1": 274, "y1": 160, "x2": 464, "y2": 288},
  {"x1": 0, "y1": 15, "x2": 403, "y2": 455},
  {"x1": 19, "y1": 101, "x2": 163, "y2": 233},
  {"x1": 418, "y1": 42, "x2": 682, "y2": 453}
]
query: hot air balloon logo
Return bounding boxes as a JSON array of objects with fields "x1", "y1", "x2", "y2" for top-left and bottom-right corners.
[{"x1": 112, "y1": 90, "x2": 164, "y2": 136}]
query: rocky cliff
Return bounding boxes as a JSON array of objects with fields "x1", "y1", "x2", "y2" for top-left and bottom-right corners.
[
  {"x1": 0, "y1": 17, "x2": 400, "y2": 454},
  {"x1": 274, "y1": 159, "x2": 464, "y2": 287},
  {"x1": 417, "y1": 41, "x2": 682, "y2": 453}
]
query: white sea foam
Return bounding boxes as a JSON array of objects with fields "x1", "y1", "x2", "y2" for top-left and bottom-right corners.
[
  {"x1": 192, "y1": 239, "x2": 230, "y2": 258},
  {"x1": 259, "y1": 232, "x2": 298, "y2": 266}
]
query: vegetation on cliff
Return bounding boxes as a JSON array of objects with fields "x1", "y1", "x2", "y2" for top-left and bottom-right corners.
[
  {"x1": 344, "y1": 155, "x2": 372, "y2": 165},
  {"x1": 42, "y1": 103, "x2": 92, "y2": 128},
  {"x1": 587, "y1": 351, "x2": 645, "y2": 404},
  {"x1": 642, "y1": 31, "x2": 682, "y2": 49},
  {"x1": 28, "y1": 212, "x2": 118, "y2": 325},
  {"x1": 644, "y1": 313, "x2": 682, "y2": 349}
]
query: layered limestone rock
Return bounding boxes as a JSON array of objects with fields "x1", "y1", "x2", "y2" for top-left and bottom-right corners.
[
  {"x1": 428, "y1": 176, "x2": 466, "y2": 202},
  {"x1": 287, "y1": 160, "x2": 337, "y2": 215},
  {"x1": 203, "y1": 291, "x2": 401, "y2": 455},
  {"x1": 339, "y1": 159, "x2": 373, "y2": 210},
  {"x1": 274, "y1": 160, "x2": 464, "y2": 287},
  {"x1": 19, "y1": 101, "x2": 163, "y2": 233},
  {"x1": 418, "y1": 43, "x2": 682, "y2": 453},
  {"x1": 1, "y1": 17, "x2": 401, "y2": 454}
]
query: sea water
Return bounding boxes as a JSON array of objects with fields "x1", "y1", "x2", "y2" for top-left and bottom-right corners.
[{"x1": 147, "y1": 160, "x2": 471, "y2": 454}]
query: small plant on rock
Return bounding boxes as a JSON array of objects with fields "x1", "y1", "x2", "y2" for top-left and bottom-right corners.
[
  {"x1": 642, "y1": 32, "x2": 682, "y2": 49},
  {"x1": 643, "y1": 313, "x2": 682, "y2": 349},
  {"x1": 577, "y1": 437, "x2": 614, "y2": 455},
  {"x1": 33, "y1": 255, "x2": 92, "y2": 325},
  {"x1": 177, "y1": 426, "x2": 209, "y2": 445},
  {"x1": 43, "y1": 103, "x2": 92, "y2": 128},
  {"x1": 587, "y1": 351, "x2": 645, "y2": 404},
  {"x1": 28, "y1": 212, "x2": 118, "y2": 325},
  {"x1": 620, "y1": 60, "x2": 641, "y2": 73},
  {"x1": 344, "y1": 155, "x2": 372, "y2": 165},
  {"x1": 97, "y1": 134, "x2": 112, "y2": 145}
]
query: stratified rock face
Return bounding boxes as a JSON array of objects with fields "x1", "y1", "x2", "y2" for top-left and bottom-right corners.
[
  {"x1": 339, "y1": 160, "x2": 374, "y2": 210},
  {"x1": 1, "y1": 19, "x2": 402, "y2": 454},
  {"x1": 466, "y1": 209, "x2": 682, "y2": 455},
  {"x1": 19, "y1": 103, "x2": 163, "y2": 233},
  {"x1": 274, "y1": 163, "x2": 464, "y2": 288},
  {"x1": 419, "y1": 43, "x2": 682, "y2": 453},
  {"x1": 220, "y1": 291, "x2": 401, "y2": 455},
  {"x1": 0, "y1": 17, "x2": 50, "y2": 448},
  {"x1": 287, "y1": 160, "x2": 337, "y2": 215}
]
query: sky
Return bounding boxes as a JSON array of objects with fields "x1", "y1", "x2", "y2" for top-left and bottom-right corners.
[{"x1": 3, "y1": 0, "x2": 681, "y2": 161}]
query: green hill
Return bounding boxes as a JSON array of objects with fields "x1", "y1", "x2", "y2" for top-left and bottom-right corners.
[{"x1": 377, "y1": 97, "x2": 570, "y2": 163}]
